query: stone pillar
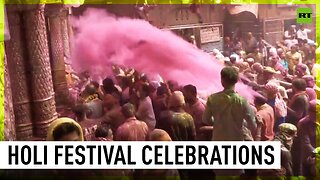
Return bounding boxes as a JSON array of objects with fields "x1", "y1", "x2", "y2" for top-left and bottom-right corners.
[
  {"x1": 5, "y1": 9, "x2": 33, "y2": 140},
  {"x1": 3, "y1": 53, "x2": 16, "y2": 141},
  {"x1": 67, "y1": 8, "x2": 74, "y2": 57},
  {"x1": 46, "y1": 5, "x2": 70, "y2": 112},
  {"x1": 61, "y1": 8, "x2": 71, "y2": 59},
  {"x1": 23, "y1": 5, "x2": 57, "y2": 138}
]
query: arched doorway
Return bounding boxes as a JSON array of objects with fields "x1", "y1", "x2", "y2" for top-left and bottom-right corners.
[{"x1": 224, "y1": 5, "x2": 260, "y2": 39}]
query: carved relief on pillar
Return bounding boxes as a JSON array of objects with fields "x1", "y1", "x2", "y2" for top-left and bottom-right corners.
[
  {"x1": 5, "y1": 11, "x2": 33, "y2": 140},
  {"x1": 3, "y1": 53, "x2": 16, "y2": 141},
  {"x1": 46, "y1": 5, "x2": 70, "y2": 110},
  {"x1": 23, "y1": 5, "x2": 58, "y2": 138},
  {"x1": 61, "y1": 9, "x2": 71, "y2": 59}
]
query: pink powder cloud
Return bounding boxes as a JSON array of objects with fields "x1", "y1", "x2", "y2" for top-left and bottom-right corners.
[{"x1": 71, "y1": 8, "x2": 256, "y2": 102}]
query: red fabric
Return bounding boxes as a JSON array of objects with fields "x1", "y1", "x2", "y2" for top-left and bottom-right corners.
[
  {"x1": 257, "y1": 104, "x2": 275, "y2": 141},
  {"x1": 289, "y1": 91, "x2": 307, "y2": 107}
]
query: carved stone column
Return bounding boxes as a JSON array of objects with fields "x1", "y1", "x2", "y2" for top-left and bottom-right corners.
[
  {"x1": 46, "y1": 5, "x2": 70, "y2": 112},
  {"x1": 5, "y1": 9, "x2": 33, "y2": 140},
  {"x1": 3, "y1": 53, "x2": 16, "y2": 141},
  {"x1": 61, "y1": 8, "x2": 71, "y2": 59},
  {"x1": 67, "y1": 7, "x2": 74, "y2": 55},
  {"x1": 23, "y1": 5, "x2": 57, "y2": 138}
]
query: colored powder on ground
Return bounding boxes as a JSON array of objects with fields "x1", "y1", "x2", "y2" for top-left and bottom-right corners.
[{"x1": 70, "y1": 8, "x2": 256, "y2": 102}]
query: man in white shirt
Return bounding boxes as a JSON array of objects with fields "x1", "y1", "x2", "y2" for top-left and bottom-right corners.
[
  {"x1": 284, "y1": 25, "x2": 296, "y2": 40},
  {"x1": 284, "y1": 25, "x2": 299, "y2": 49},
  {"x1": 297, "y1": 25, "x2": 314, "y2": 44}
]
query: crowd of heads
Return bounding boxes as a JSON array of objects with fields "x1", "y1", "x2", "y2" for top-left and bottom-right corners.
[{"x1": 49, "y1": 27, "x2": 320, "y2": 178}]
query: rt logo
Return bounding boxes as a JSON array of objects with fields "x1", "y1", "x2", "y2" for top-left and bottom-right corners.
[{"x1": 297, "y1": 8, "x2": 312, "y2": 24}]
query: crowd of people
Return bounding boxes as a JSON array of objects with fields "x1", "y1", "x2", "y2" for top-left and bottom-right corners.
[{"x1": 46, "y1": 24, "x2": 320, "y2": 179}]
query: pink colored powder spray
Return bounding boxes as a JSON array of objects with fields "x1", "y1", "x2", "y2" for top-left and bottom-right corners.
[{"x1": 70, "y1": 8, "x2": 256, "y2": 102}]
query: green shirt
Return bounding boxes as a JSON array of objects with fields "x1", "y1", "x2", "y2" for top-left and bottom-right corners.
[{"x1": 203, "y1": 89, "x2": 256, "y2": 141}]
